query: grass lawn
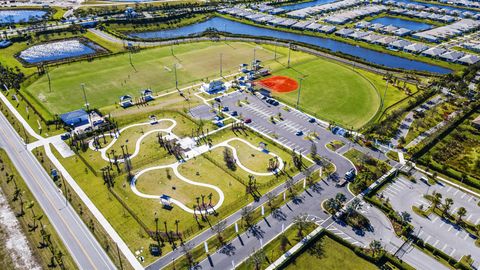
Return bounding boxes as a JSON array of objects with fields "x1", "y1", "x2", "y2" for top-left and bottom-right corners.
[
  {"x1": 284, "y1": 235, "x2": 378, "y2": 270},
  {"x1": 135, "y1": 168, "x2": 218, "y2": 206},
  {"x1": 23, "y1": 41, "x2": 275, "y2": 115},
  {"x1": 228, "y1": 139, "x2": 273, "y2": 174},
  {"x1": 344, "y1": 149, "x2": 391, "y2": 194},
  {"x1": 404, "y1": 100, "x2": 460, "y2": 145},
  {"x1": 238, "y1": 223, "x2": 317, "y2": 270},
  {"x1": 420, "y1": 111, "x2": 480, "y2": 180},
  {"x1": 270, "y1": 58, "x2": 380, "y2": 129},
  {"x1": 53, "y1": 116, "x2": 304, "y2": 264}
]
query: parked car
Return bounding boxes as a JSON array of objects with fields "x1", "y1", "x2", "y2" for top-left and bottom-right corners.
[
  {"x1": 230, "y1": 111, "x2": 238, "y2": 116},
  {"x1": 244, "y1": 118, "x2": 252, "y2": 124},
  {"x1": 295, "y1": 130, "x2": 303, "y2": 136},
  {"x1": 222, "y1": 106, "x2": 229, "y2": 112},
  {"x1": 309, "y1": 118, "x2": 316, "y2": 123},
  {"x1": 214, "y1": 97, "x2": 221, "y2": 102},
  {"x1": 60, "y1": 133, "x2": 71, "y2": 140}
]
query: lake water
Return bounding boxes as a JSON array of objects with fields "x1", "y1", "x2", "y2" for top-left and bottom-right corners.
[
  {"x1": 0, "y1": 10, "x2": 47, "y2": 24},
  {"x1": 128, "y1": 17, "x2": 450, "y2": 74},
  {"x1": 19, "y1": 39, "x2": 97, "y2": 64},
  {"x1": 280, "y1": 0, "x2": 338, "y2": 11},
  {"x1": 370, "y1": 16, "x2": 433, "y2": 31}
]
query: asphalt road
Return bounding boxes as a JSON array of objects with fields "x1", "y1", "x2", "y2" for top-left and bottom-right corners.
[{"x1": 0, "y1": 111, "x2": 116, "y2": 270}]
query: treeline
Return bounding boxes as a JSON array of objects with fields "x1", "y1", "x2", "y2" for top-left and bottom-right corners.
[{"x1": 0, "y1": 63, "x2": 25, "y2": 90}]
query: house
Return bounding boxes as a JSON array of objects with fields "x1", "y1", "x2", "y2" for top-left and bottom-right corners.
[
  {"x1": 421, "y1": 47, "x2": 446, "y2": 58},
  {"x1": 394, "y1": 28, "x2": 411, "y2": 36},
  {"x1": 201, "y1": 80, "x2": 225, "y2": 94},
  {"x1": 60, "y1": 109, "x2": 89, "y2": 127},
  {"x1": 335, "y1": 28, "x2": 354, "y2": 37},
  {"x1": 404, "y1": 43, "x2": 429, "y2": 54},
  {"x1": 472, "y1": 115, "x2": 480, "y2": 129},
  {"x1": 457, "y1": 54, "x2": 480, "y2": 65},
  {"x1": 389, "y1": 39, "x2": 412, "y2": 50},
  {"x1": 439, "y1": 50, "x2": 465, "y2": 62}
]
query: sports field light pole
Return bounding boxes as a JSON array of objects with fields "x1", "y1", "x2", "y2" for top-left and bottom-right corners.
[
  {"x1": 274, "y1": 40, "x2": 277, "y2": 61},
  {"x1": 296, "y1": 77, "x2": 304, "y2": 109},
  {"x1": 173, "y1": 63, "x2": 178, "y2": 90},
  {"x1": 81, "y1": 83, "x2": 93, "y2": 129},
  {"x1": 380, "y1": 78, "x2": 389, "y2": 113},
  {"x1": 287, "y1": 43, "x2": 292, "y2": 68},
  {"x1": 220, "y1": 53, "x2": 223, "y2": 77}
]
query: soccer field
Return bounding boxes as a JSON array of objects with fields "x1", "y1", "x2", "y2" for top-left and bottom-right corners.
[
  {"x1": 270, "y1": 57, "x2": 380, "y2": 129},
  {"x1": 24, "y1": 41, "x2": 275, "y2": 114}
]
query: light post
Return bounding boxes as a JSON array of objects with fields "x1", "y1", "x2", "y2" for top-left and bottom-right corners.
[
  {"x1": 173, "y1": 63, "x2": 178, "y2": 90},
  {"x1": 287, "y1": 43, "x2": 291, "y2": 68},
  {"x1": 296, "y1": 77, "x2": 304, "y2": 109}
]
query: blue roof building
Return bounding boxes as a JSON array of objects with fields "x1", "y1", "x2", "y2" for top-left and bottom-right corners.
[{"x1": 60, "y1": 109, "x2": 89, "y2": 127}]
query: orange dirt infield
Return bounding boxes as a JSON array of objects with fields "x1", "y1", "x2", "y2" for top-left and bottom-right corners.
[{"x1": 256, "y1": 76, "x2": 298, "y2": 93}]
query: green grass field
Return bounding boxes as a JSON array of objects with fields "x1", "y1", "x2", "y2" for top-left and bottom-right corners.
[
  {"x1": 18, "y1": 40, "x2": 405, "y2": 129},
  {"x1": 24, "y1": 41, "x2": 275, "y2": 114},
  {"x1": 284, "y1": 235, "x2": 378, "y2": 270},
  {"x1": 270, "y1": 58, "x2": 380, "y2": 129}
]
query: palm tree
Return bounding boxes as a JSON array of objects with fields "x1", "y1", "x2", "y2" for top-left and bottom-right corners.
[
  {"x1": 443, "y1": 198, "x2": 453, "y2": 217},
  {"x1": 431, "y1": 191, "x2": 442, "y2": 210},
  {"x1": 400, "y1": 211, "x2": 411, "y2": 225},
  {"x1": 241, "y1": 206, "x2": 253, "y2": 227},
  {"x1": 335, "y1": 193, "x2": 347, "y2": 204},
  {"x1": 293, "y1": 213, "x2": 309, "y2": 237},
  {"x1": 211, "y1": 220, "x2": 227, "y2": 244},
  {"x1": 456, "y1": 207, "x2": 467, "y2": 224},
  {"x1": 369, "y1": 240, "x2": 383, "y2": 257}
]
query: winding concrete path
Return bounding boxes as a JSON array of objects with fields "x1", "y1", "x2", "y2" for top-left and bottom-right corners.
[{"x1": 130, "y1": 136, "x2": 284, "y2": 213}]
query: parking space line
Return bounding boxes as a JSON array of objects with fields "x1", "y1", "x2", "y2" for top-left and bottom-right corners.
[
  {"x1": 453, "y1": 190, "x2": 460, "y2": 196},
  {"x1": 461, "y1": 193, "x2": 467, "y2": 199},
  {"x1": 431, "y1": 216, "x2": 439, "y2": 223},
  {"x1": 441, "y1": 244, "x2": 448, "y2": 251},
  {"x1": 388, "y1": 185, "x2": 403, "y2": 192},
  {"x1": 433, "y1": 240, "x2": 439, "y2": 247},
  {"x1": 468, "y1": 196, "x2": 474, "y2": 203},
  {"x1": 447, "y1": 186, "x2": 452, "y2": 193},
  {"x1": 463, "y1": 233, "x2": 469, "y2": 240},
  {"x1": 425, "y1": 235, "x2": 432, "y2": 243},
  {"x1": 393, "y1": 180, "x2": 408, "y2": 188},
  {"x1": 450, "y1": 249, "x2": 456, "y2": 257},
  {"x1": 447, "y1": 226, "x2": 453, "y2": 232}
]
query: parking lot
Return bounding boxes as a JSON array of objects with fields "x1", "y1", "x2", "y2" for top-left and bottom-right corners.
[
  {"x1": 379, "y1": 174, "x2": 480, "y2": 265},
  {"x1": 215, "y1": 90, "x2": 355, "y2": 177}
]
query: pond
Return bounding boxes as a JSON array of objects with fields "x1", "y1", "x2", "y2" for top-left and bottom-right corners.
[
  {"x1": 18, "y1": 39, "x2": 98, "y2": 64},
  {"x1": 369, "y1": 16, "x2": 433, "y2": 31},
  {"x1": 0, "y1": 9, "x2": 47, "y2": 24},
  {"x1": 280, "y1": 0, "x2": 338, "y2": 11},
  {"x1": 128, "y1": 17, "x2": 451, "y2": 74}
]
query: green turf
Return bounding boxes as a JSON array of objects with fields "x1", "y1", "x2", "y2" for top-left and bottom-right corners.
[
  {"x1": 24, "y1": 42, "x2": 275, "y2": 114},
  {"x1": 270, "y1": 58, "x2": 380, "y2": 129},
  {"x1": 284, "y1": 235, "x2": 378, "y2": 270}
]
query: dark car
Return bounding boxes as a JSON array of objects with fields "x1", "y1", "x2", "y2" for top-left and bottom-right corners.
[
  {"x1": 60, "y1": 133, "x2": 71, "y2": 140},
  {"x1": 309, "y1": 118, "x2": 316, "y2": 123},
  {"x1": 244, "y1": 118, "x2": 252, "y2": 124}
]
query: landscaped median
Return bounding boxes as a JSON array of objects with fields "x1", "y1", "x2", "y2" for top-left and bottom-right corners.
[{"x1": 0, "y1": 149, "x2": 77, "y2": 269}]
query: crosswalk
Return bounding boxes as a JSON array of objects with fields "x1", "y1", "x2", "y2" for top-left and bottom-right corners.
[{"x1": 326, "y1": 225, "x2": 362, "y2": 246}]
